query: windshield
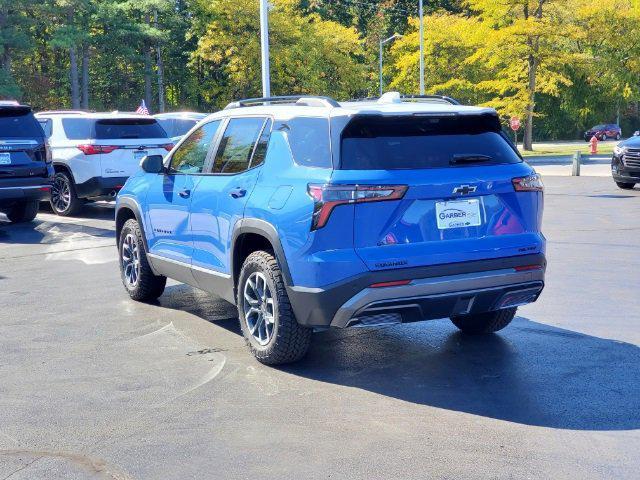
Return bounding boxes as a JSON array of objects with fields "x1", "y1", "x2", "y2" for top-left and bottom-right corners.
[{"x1": 340, "y1": 115, "x2": 521, "y2": 170}]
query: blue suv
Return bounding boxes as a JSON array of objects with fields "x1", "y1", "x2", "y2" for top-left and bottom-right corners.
[{"x1": 115, "y1": 93, "x2": 546, "y2": 365}]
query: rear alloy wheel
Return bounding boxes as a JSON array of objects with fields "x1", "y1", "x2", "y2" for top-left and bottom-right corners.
[
  {"x1": 615, "y1": 181, "x2": 636, "y2": 190},
  {"x1": 450, "y1": 307, "x2": 517, "y2": 335},
  {"x1": 615, "y1": 133, "x2": 622, "y2": 141},
  {"x1": 50, "y1": 171, "x2": 82, "y2": 216},
  {"x1": 600, "y1": 134, "x2": 608, "y2": 141},
  {"x1": 237, "y1": 251, "x2": 311, "y2": 365},
  {"x1": 118, "y1": 218, "x2": 166, "y2": 301},
  {"x1": 5, "y1": 201, "x2": 39, "y2": 223}
]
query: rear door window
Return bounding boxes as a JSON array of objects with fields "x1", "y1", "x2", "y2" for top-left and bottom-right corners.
[
  {"x1": 95, "y1": 118, "x2": 167, "y2": 139},
  {"x1": 0, "y1": 108, "x2": 43, "y2": 138},
  {"x1": 340, "y1": 115, "x2": 521, "y2": 170},
  {"x1": 169, "y1": 120, "x2": 221, "y2": 174},
  {"x1": 212, "y1": 117, "x2": 267, "y2": 174}
]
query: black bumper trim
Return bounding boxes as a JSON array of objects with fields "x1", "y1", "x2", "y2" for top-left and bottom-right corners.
[
  {"x1": 75, "y1": 176, "x2": 128, "y2": 198},
  {"x1": 286, "y1": 253, "x2": 546, "y2": 327}
]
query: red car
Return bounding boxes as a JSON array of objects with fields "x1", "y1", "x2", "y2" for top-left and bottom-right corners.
[{"x1": 584, "y1": 123, "x2": 622, "y2": 141}]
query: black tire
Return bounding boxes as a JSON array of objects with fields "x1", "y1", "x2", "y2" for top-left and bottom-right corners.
[
  {"x1": 450, "y1": 307, "x2": 517, "y2": 335},
  {"x1": 237, "y1": 250, "x2": 311, "y2": 365},
  {"x1": 615, "y1": 133, "x2": 621, "y2": 141},
  {"x1": 5, "y1": 201, "x2": 39, "y2": 223},
  {"x1": 118, "y1": 218, "x2": 166, "y2": 301},
  {"x1": 50, "y1": 171, "x2": 82, "y2": 216},
  {"x1": 615, "y1": 181, "x2": 636, "y2": 190},
  {"x1": 600, "y1": 134, "x2": 607, "y2": 141}
]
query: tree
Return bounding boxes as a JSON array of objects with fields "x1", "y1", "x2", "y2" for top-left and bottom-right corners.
[
  {"x1": 0, "y1": 0, "x2": 36, "y2": 99},
  {"x1": 192, "y1": 0, "x2": 367, "y2": 107}
]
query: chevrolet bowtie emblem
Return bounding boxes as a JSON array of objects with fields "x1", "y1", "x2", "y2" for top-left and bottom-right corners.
[{"x1": 452, "y1": 185, "x2": 477, "y2": 195}]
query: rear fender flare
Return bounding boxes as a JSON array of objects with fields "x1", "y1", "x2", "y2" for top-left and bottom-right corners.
[{"x1": 231, "y1": 218, "x2": 293, "y2": 287}]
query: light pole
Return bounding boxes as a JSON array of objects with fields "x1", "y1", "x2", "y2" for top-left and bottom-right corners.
[
  {"x1": 379, "y1": 33, "x2": 403, "y2": 97},
  {"x1": 419, "y1": 0, "x2": 424, "y2": 94},
  {"x1": 260, "y1": 0, "x2": 271, "y2": 97}
]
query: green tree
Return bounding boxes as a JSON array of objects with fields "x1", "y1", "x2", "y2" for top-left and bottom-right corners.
[{"x1": 192, "y1": 0, "x2": 367, "y2": 107}]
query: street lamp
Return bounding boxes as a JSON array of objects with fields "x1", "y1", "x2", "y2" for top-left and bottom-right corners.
[
  {"x1": 419, "y1": 0, "x2": 424, "y2": 94},
  {"x1": 260, "y1": 0, "x2": 271, "y2": 97},
  {"x1": 379, "y1": 33, "x2": 403, "y2": 97}
]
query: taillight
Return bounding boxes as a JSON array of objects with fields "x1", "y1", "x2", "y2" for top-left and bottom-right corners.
[
  {"x1": 162, "y1": 143, "x2": 174, "y2": 152},
  {"x1": 307, "y1": 184, "x2": 407, "y2": 230},
  {"x1": 77, "y1": 144, "x2": 120, "y2": 155},
  {"x1": 512, "y1": 173, "x2": 544, "y2": 192}
]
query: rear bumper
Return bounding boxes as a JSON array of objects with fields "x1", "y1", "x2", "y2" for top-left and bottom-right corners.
[
  {"x1": 0, "y1": 184, "x2": 52, "y2": 206},
  {"x1": 75, "y1": 176, "x2": 128, "y2": 198},
  {"x1": 287, "y1": 253, "x2": 546, "y2": 328}
]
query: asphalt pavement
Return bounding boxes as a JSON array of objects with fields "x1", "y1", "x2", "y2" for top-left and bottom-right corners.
[{"x1": 0, "y1": 176, "x2": 638, "y2": 479}]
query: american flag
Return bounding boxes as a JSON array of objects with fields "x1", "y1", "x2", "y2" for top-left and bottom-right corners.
[{"x1": 135, "y1": 99, "x2": 150, "y2": 115}]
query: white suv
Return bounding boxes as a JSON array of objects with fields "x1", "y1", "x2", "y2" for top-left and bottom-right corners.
[{"x1": 35, "y1": 112, "x2": 173, "y2": 215}]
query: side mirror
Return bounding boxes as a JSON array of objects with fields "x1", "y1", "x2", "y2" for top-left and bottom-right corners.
[{"x1": 140, "y1": 154, "x2": 165, "y2": 173}]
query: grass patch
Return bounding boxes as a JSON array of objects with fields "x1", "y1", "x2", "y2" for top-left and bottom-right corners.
[{"x1": 519, "y1": 142, "x2": 615, "y2": 157}]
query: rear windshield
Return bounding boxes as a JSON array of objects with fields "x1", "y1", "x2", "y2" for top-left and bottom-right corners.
[
  {"x1": 340, "y1": 115, "x2": 521, "y2": 170},
  {"x1": 95, "y1": 118, "x2": 167, "y2": 139},
  {"x1": 0, "y1": 108, "x2": 44, "y2": 138}
]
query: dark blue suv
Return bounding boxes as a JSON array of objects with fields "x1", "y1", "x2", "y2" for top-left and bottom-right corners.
[
  {"x1": 0, "y1": 102, "x2": 53, "y2": 224},
  {"x1": 115, "y1": 93, "x2": 546, "y2": 364}
]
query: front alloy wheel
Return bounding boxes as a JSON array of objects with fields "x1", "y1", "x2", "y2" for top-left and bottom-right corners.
[
  {"x1": 121, "y1": 233, "x2": 141, "y2": 288},
  {"x1": 243, "y1": 272, "x2": 275, "y2": 346}
]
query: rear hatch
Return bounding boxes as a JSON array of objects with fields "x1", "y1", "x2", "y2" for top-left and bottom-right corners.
[
  {"x1": 0, "y1": 106, "x2": 49, "y2": 180},
  {"x1": 92, "y1": 118, "x2": 171, "y2": 178},
  {"x1": 333, "y1": 113, "x2": 544, "y2": 271}
]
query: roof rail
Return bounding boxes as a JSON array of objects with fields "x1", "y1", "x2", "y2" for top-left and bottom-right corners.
[
  {"x1": 346, "y1": 92, "x2": 461, "y2": 106},
  {"x1": 224, "y1": 95, "x2": 340, "y2": 110},
  {"x1": 36, "y1": 110, "x2": 89, "y2": 115},
  {"x1": 398, "y1": 94, "x2": 460, "y2": 105}
]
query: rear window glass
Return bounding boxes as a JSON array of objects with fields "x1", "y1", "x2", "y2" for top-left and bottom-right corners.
[
  {"x1": 95, "y1": 118, "x2": 167, "y2": 139},
  {"x1": 38, "y1": 119, "x2": 52, "y2": 137},
  {"x1": 62, "y1": 118, "x2": 93, "y2": 139},
  {"x1": 282, "y1": 117, "x2": 331, "y2": 168},
  {"x1": 0, "y1": 108, "x2": 43, "y2": 138},
  {"x1": 157, "y1": 119, "x2": 198, "y2": 138},
  {"x1": 340, "y1": 115, "x2": 521, "y2": 170}
]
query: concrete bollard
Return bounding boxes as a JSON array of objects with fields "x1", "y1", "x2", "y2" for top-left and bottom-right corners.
[{"x1": 572, "y1": 151, "x2": 581, "y2": 176}]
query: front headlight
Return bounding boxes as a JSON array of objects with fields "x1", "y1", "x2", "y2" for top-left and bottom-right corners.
[{"x1": 613, "y1": 145, "x2": 626, "y2": 156}]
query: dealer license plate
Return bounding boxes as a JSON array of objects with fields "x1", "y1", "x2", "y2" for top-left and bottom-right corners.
[{"x1": 435, "y1": 199, "x2": 482, "y2": 230}]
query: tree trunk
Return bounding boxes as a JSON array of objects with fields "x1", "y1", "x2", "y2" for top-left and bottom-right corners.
[
  {"x1": 523, "y1": 52, "x2": 536, "y2": 151},
  {"x1": 154, "y1": 9, "x2": 165, "y2": 113},
  {"x1": 69, "y1": 46, "x2": 81, "y2": 109},
  {"x1": 144, "y1": 12, "x2": 153, "y2": 111},
  {"x1": 81, "y1": 46, "x2": 89, "y2": 110},
  {"x1": 144, "y1": 48, "x2": 153, "y2": 110}
]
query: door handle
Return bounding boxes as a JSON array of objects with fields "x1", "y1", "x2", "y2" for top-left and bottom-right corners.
[
  {"x1": 229, "y1": 187, "x2": 247, "y2": 199},
  {"x1": 178, "y1": 189, "x2": 191, "y2": 198}
]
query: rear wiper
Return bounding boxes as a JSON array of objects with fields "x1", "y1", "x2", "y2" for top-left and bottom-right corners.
[{"x1": 450, "y1": 154, "x2": 493, "y2": 165}]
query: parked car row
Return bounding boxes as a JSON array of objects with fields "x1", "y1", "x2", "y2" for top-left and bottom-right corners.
[{"x1": 0, "y1": 106, "x2": 207, "y2": 224}]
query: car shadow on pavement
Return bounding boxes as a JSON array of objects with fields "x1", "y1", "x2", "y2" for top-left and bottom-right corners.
[
  {"x1": 280, "y1": 317, "x2": 640, "y2": 432},
  {"x1": 0, "y1": 218, "x2": 114, "y2": 245},
  {"x1": 152, "y1": 286, "x2": 639, "y2": 431}
]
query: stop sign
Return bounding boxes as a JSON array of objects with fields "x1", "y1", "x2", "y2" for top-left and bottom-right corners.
[{"x1": 510, "y1": 117, "x2": 521, "y2": 131}]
